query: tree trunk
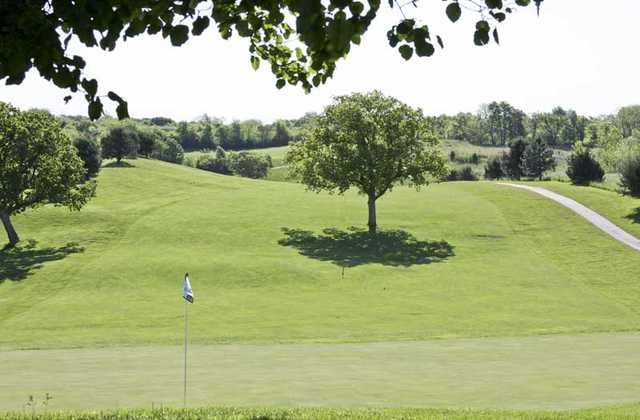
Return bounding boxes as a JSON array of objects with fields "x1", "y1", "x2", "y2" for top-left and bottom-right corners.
[
  {"x1": 0, "y1": 210, "x2": 19, "y2": 247},
  {"x1": 367, "y1": 194, "x2": 377, "y2": 235}
]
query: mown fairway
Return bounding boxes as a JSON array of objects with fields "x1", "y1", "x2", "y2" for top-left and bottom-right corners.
[{"x1": 1, "y1": 159, "x2": 640, "y2": 411}]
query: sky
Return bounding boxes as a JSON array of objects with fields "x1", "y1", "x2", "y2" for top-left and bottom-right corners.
[{"x1": 1, "y1": 0, "x2": 639, "y2": 122}]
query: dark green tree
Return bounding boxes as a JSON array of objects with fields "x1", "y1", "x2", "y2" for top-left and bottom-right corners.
[
  {"x1": 101, "y1": 126, "x2": 139, "y2": 163},
  {"x1": 566, "y1": 142, "x2": 604, "y2": 185},
  {"x1": 521, "y1": 137, "x2": 555, "y2": 180},
  {"x1": 484, "y1": 156, "x2": 505, "y2": 180},
  {"x1": 73, "y1": 136, "x2": 102, "y2": 179},
  {"x1": 200, "y1": 123, "x2": 216, "y2": 150},
  {"x1": 0, "y1": 103, "x2": 95, "y2": 246},
  {"x1": 286, "y1": 91, "x2": 446, "y2": 234},
  {"x1": 501, "y1": 139, "x2": 527, "y2": 179}
]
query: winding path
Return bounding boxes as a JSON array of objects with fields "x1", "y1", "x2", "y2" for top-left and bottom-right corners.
[{"x1": 498, "y1": 183, "x2": 640, "y2": 252}]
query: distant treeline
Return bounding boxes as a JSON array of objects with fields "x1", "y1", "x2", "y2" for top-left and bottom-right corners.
[
  {"x1": 430, "y1": 102, "x2": 640, "y2": 148},
  {"x1": 60, "y1": 112, "x2": 319, "y2": 152}
]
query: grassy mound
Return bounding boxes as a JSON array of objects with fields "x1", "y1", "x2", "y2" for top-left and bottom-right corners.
[{"x1": 1, "y1": 159, "x2": 639, "y2": 350}]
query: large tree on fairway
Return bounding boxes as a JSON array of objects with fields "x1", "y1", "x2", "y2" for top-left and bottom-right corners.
[
  {"x1": 286, "y1": 91, "x2": 446, "y2": 234},
  {"x1": 0, "y1": 103, "x2": 95, "y2": 247},
  {"x1": 0, "y1": 1, "x2": 543, "y2": 119}
]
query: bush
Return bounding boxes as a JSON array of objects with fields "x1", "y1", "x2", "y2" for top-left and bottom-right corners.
[
  {"x1": 228, "y1": 151, "x2": 270, "y2": 179},
  {"x1": 566, "y1": 144, "x2": 604, "y2": 185},
  {"x1": 151, "y1": 138, "x2": 184, "y2": 164},
  {"x1": 619, "y1": 153, "x2": 640, "y2": 196},
  {"x1": 443, "y1": 166, "x2": 478, "y2": 181},
  {"x1": 470, "y1": 152, "x2": 480, "y2": 165},
  {"x1": 196, "y1": 148, "x2": 231, "y2": 174},
  {"x1": 73, "y1": 137, "x2": 101, "y2": 179},
  {"x1": 449, "y1": 150, "x2": 456, "y2": 161},
  {"x1": 484, "y1": 156, "x2": 505, "y2": 180}
]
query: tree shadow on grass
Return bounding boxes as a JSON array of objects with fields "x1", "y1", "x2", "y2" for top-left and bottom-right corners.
[
  {"x1": 625, "y1": 207, "x2": 640, "y2": 224},
  {"x1": 104, "y1": 161, "x2": 135, "y2": 168},
  {"x1": 0, "y1": 240, "x2": 84, "y2": 283},
  {"x1": 278, "y1": 227, "x2": 454, "y2": 267}
]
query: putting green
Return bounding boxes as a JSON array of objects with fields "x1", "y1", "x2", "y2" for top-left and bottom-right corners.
[{"x1": 1, "y1": 333, "x2": 639, "y2": 411}]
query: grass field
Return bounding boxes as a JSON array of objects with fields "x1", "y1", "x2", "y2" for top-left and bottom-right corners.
[
  {"x1": 1, "y1": 158, "x2": 640, "y2": 412},
  {"x1": 3, "y1": 403, "x2": 640, "y2": 420}
]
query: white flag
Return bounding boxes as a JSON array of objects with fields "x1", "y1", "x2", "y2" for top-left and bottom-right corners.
[{"x1": 183, "y1": 273, "x2": 194, "y2": 303}]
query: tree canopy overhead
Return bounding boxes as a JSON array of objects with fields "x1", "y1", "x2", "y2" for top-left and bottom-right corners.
[{"x1": 1, "y1": 0, "x2": 542, "y2": 120}]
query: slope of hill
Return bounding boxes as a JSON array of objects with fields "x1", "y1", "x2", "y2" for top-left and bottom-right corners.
[{"x1": 1, "y1": 159, "x2": 639, "y2": 350}]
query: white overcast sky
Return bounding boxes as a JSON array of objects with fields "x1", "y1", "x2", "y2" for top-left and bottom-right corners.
[{"x1": 1, "y1": 0, "x2": 639, "y2": 122}]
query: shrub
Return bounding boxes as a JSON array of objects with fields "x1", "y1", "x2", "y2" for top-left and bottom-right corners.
[
  {"x1": 196, "y1": 148, "x2": 231, "y2": 174},
  {"x1": 449, "y1": 150, "x2": 456, "y2": 161},
  {"x1": 484, "y1": 156, "x2": 505, "y2": 180},
  {"x1": 228, "y1": 151, "x2": 270, "y2": 179},
  {"x1": 443, "y1": 166, "x2": 478, "y2": 181},
  {"x1": 151, "y1": 138, "x2": 184, "y2": 164},
  {"x1": 566, "y1": 143, "x2": 604, "y2": 185},
  {"x1": 470, "y1": 152, "x2": 480, "y2": 165},
  {"x1": 619, "y1": 152, "x2": 640, "y2": 196},
  {"x1": 73, "y1": 137, "x2": 101, "y2": 179}
]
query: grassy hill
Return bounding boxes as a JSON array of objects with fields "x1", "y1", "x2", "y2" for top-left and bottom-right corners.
[
  {"x1": 2, "y1": 158, "x2": 640, "y2": 412},
  {"x1": 1, "y1": 158, "x2": 639, "y2": 350}
]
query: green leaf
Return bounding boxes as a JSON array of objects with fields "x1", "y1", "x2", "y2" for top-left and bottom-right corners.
[
  {"x1": 492, "y1": 28, "x2": 500, "y2": 44},
  {"x1": 515, "y1": 0, "x2": 531, "y2": 5},
  {"x1": 415, "y1": 39, "x2": 434, "y2": 57},
  {"x1": 88, "y1": 99, "x2": 103, "y2": 121},
  {"x1": 81, "y1": 79, "x2": 97, "y2": 97},
  {"x1": 250, "y1": 56, "x2": 260, "y2": 71},
  {"x1": 485, "y1": 0, "x2": 503, "y2": 9},
  {"x1": 276, "y1": 79, "x2": 286, "y2": 89},
  {"x1": 446, "y1": 3, "x2": 461, "y2": 23},
  {"x1": 491, "y1": 12, "x2": 506, "y2": 22},
  {"x1": 107, "y1": 91, "x2": 123, "y2": 103},
  {"x1": 349, "y1": 2, "x2": 365, "y2": 16},
  {"x1": 192, "y1": 16, "x2": 209, "y2": 36},
  {"x1": 436, "y1": 35, "x2": 444, "y2": 49},
  {"x1": 116, "y1": 101, "x2": 129, "y2": 119},
  {"x1": 398, "y1": 45, "x2": 413, "y2": 60},
  {"x1": 169, "y1": 25, "x2": 189, "y2": 46}
]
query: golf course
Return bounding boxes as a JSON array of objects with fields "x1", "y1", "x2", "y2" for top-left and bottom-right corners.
[{"x1": 1, "y1": 158, "x2": 640, "y2": 416}]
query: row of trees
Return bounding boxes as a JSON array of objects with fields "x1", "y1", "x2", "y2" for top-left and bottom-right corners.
[
  {"x1": 483, "y1": 138, "x2": 556, "y2": 181},
  {"x1": 61, "y1": 113, "x2": 318, "y2": 154},
  {"x1": 433, "y1": 103, "x2": 640, "y2": 148}
]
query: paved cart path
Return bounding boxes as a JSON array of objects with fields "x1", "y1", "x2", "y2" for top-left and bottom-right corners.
[{"x1": 499, "y1": 183, "x2": 640, "y2": 252}]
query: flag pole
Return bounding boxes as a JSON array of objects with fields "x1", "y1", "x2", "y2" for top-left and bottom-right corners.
[{"x1": 183, "y1": 285, "x2": 188, "y2": 408}]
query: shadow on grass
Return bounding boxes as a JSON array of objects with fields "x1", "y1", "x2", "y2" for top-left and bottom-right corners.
[
  {"x1": 104, "y1": 160, "x2": 135, "y2": 168},
  {"x1": 626, "y1": 208, "x2": 640, "y2": 224},
  {"x1": 0, "y1": 240, "x2": 84, "y2": 283},
  {"x1": 278, "y1": 227, "x2": 454, "y2": 267}
]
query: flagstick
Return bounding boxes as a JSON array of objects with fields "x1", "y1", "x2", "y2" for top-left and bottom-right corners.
[{"x1": 183, "y1": 298, "x2": 188, "y2": 408}]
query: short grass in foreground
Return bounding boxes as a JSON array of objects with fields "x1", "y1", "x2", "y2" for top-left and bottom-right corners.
[
  {"x1": 1, "y1": 333, "x2": 640, "y2": 411},
  {"x1": 1, "y1": 159, "x2": 640, "y2": 350},
  {"x1": 3, "y1": 403, "x2": 640, "y2": 420}
]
